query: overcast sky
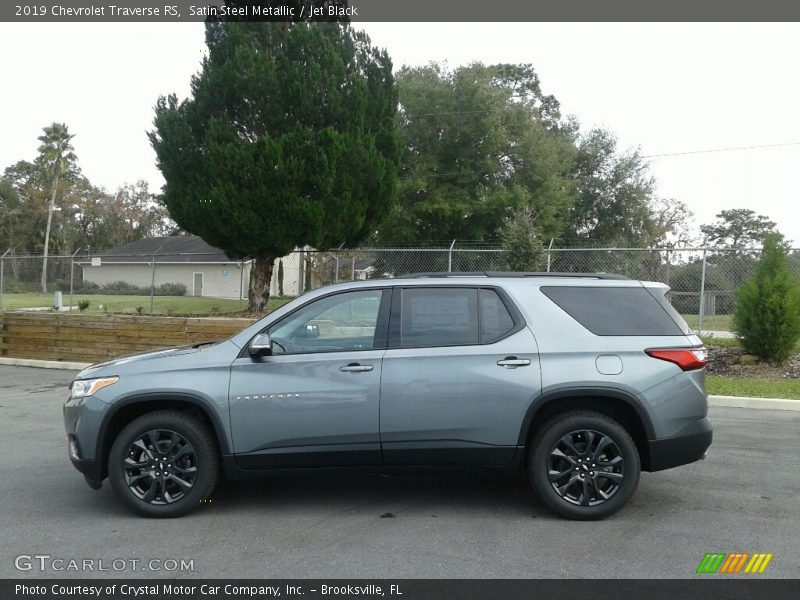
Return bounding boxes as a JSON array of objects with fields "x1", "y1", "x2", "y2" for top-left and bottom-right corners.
[{"x1": 1, "y1": 22, "x2": 799, "y2": 245}]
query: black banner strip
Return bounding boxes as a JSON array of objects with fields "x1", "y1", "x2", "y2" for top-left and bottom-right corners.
[
  {"x1": 4, "y1": 0, "x2": 800, "y2": 22},
  {"x1": 3, "y1": 579, "x2": 800, "y2": 600}
]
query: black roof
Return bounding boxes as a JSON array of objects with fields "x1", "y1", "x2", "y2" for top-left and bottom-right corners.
[{"x1": 79, "y1": 236, "x2": 237, "y2": 264}]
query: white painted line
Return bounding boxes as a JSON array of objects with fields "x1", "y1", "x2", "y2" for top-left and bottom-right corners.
[
  {"x1": 0, "y1": 357, "x2": 91, "y2": 371},
  {"x1": 710, "y1": 395, "x2": 800, "y2": 411}
]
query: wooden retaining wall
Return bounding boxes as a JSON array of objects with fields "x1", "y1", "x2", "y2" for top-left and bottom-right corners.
[{"x1": 0, "y1": 312, "x2": 256, "y2": 363}]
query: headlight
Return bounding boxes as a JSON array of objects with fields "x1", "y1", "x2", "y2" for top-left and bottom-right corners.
[{"x1": 70, "y1": 376, "x2": 119, "y2": 398}]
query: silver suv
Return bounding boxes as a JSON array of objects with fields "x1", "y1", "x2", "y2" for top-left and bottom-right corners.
[{"x1": 64, "y1": 273, "x2": 712, "y2": 520}]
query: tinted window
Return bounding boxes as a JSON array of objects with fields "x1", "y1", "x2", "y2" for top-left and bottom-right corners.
[
  {"x1": 540, "y1": 286, "x2": 684, "y2": 336},
  {"x1": 268, "y1": 290, "x2": 384, "y2": 354},
  {"x1": 401, "y1": 288, "x2": 479, "y2": 346},
  {"x1": 479, "y1": 288, "x2": 515, "y2": 342},
  {"x1": 649, "y1": 287, "x2": 692, "y2": 335}
]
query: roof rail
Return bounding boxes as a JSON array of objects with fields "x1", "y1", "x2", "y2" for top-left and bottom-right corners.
[{"x1": 403, "y1": 272, "x2": 630, "y2": 280}]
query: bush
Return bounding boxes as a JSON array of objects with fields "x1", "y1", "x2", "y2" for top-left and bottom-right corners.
[
  {"x1": 76, "y1": 281, "x2": 101, "y2": 293},
  {"x1": 100, "y1": 280, "x2": 143, "y2": 295},
  {"x1": 733, "y1": 234, "x2": 800, "y2": 363},
  {"x1": 500, "y1": 205, "x2": 545, "y2": 271},
  {"x1": 87, "y1": 281, "x2": 187, "y2": 296},
  {"x1": 155, "y1": 283, "x2": 187, "y2": 296},
  {"x1": 78, "y1": 300, "x2": 90, "y2": 312}
]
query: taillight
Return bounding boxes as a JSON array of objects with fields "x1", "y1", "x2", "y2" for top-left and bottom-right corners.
[{"x1": 645, "y1": 347, "x2": 708, "y2": 371}]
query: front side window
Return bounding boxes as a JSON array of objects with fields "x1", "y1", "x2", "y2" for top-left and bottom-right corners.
[{"x1": 268, "y1": 289, "x2": 384, "y2": 354}]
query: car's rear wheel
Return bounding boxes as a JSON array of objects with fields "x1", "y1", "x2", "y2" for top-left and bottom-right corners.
[
  {"x1": 528, "y1": 411, "x2": 640, "y2": 520},
  {"x1": 109, "y1": 410, "x2": 218, "y2": 517}
]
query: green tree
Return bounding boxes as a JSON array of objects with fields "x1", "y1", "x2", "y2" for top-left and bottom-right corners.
[
  {"x1": 36, "y1": 123, "x2": 77, "y2": 293},
  {"x1": 734, "y1": 233, "x2": 800, "y2": 363},
  {"x1": 565, "y1": 128, "x2": 654, "y2": 246},
  {"x1": 700, "y1": 208, "x2": 778, "y2": 250},
  {"x1": 1, "y1": 161, "x2": 49, "y2": 254},
  {"x1": 642, "y1": 197, "x2": 694, "y2": 248},
  {"x1": 150, "y1": 22, "x2": 399, "y2": 312},
  {"x1": 499, "y1": 204, "x2": 545, "y2": 271},
  {"x1": 377, "y1": 62, "x2": 576, "y2": 245},
  {"x1": 0, "y1": 179, "x2": 22, "y2": 251}
]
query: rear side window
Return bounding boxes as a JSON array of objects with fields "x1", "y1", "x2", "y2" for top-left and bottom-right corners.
[
  {"x1": 401, "y1": 288, "x2": 479, "y2": 346},
  {"x1": 479, "y1": 288, "x2": 515, "y2": 342},
  {"x1": 540, "y1": 286, "x2": 685, "y2": 336},
  {"x1": 397, "y1": 287, "x2": 518, "y2": 347}
]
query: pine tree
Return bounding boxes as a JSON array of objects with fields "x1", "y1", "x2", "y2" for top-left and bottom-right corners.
[
  {"x1": 150, "y1": 22, "x2": 399, "y2": 312},
  {"x1": 733, "y1": 233, "x2": 800, "y2": 363}
]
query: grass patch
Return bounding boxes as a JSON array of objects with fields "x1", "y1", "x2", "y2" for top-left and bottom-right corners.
[
  {"x1": 706, "y1": 375, "x2": 800, "y2": 399},
  {"x1": 700, "y1": 336, "x2": 741, "y2": 348},
  {"x1": 0, "y1": 292, "x2": 292, "y2": 316},
  {"x1": 682, "y1": 314, "x2": 733, "y2": 331},
  {"x1": 700, "y1": 336, "x2": 800, "y2": 352}
]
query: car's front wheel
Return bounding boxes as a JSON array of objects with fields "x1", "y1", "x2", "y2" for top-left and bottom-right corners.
[
  {"x1": 529, "y1": 411, "x2": 640, "y2": 520},
  {"x1": 109, "y1": 410, "x2": 218, "y2": 517}
]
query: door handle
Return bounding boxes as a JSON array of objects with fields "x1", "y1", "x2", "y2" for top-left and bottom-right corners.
[
  {"x1": 340, "y1": 363, "x2": 374, "y2": 373},
  {"x1": 497, "y1": 356, "x2": 531, "y2": 368}
]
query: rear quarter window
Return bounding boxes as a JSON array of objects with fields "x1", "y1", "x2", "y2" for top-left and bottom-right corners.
[{"x1": 540, "y1": 286, "x2": 685, "y2": 336}]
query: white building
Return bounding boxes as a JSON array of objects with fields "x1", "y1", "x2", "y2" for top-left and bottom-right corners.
[{"x1": 79, "y1": 236, "x2": 305, "y2": 299}]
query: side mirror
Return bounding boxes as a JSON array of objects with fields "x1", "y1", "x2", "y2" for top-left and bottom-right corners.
[
  {"x1": 248, "y1": 333, "x2": 272, "y2": 357},
  {"x1": 304, "y1": 324, "x2": 320, "y2": 338}
]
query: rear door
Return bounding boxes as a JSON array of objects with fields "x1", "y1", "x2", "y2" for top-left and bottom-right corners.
[{"x1": 379, "y1": 286, "x2": 541, "y2": 466}]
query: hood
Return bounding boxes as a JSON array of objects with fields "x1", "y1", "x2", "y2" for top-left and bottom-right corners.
[{"x1": 75, "y1": 343, "x2": 216, "y2": 379}]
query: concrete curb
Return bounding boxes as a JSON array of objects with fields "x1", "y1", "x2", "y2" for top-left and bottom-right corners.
[
  {"x1": 709, "y1": 395, "x2": 800, "y2": 411},
  {"x1": 0, "y1": 357, "x2": 91, "y2": 371}
]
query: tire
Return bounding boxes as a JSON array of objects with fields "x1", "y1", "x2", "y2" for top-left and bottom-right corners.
[
  {"x1": 109, "y1": 410, "x2": 219, "y2": 518},
  {"x1": 528, "y1": 411, "x2": 640, "y2": 520}
]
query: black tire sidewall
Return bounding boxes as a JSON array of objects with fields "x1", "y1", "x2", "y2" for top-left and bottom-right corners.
[
  {"x1": 109, "y1": 412, "x2": 217, "y2": 518},
  {"x1": 529, "y1": 412, "x2": 640, "y2": 520}
]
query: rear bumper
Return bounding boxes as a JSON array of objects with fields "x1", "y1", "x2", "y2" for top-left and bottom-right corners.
[{"x1": 646, "y1": 417, "x2": 712, "y2": 472}]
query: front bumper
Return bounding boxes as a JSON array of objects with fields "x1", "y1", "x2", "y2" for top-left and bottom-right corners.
[
  {"x1": 646, "y1": 417, "x2": 712, "y2": 472},
  {"x1": 68, "y1": 436, "x2": 103, "y2": 489},
  {"x1": 64, "y1": 394, "x2": 108, "y2": 490}
]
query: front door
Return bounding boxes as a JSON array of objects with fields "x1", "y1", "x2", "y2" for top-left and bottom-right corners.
[
  {"x1": 193, "y1": 272, "x2": 203, "y2": 297},
  {"x1": 380, "y1": 286, "x2": 541, "y2": 466},
  {"x1": 229, "y1": 288, "x2": 390, "y2": 469}
]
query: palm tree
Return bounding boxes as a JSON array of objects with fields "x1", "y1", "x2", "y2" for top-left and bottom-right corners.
[{"x1": 37, "y1": 123, "x2": 76, "y2": 293}]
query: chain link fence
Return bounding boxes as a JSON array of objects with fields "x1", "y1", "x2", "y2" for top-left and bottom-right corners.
[
  {"x1": 0, "y1": 251, "x2": 251, "y2": 316},
  {"x1": 2, "y1": 245, "x2": 799, "y2": 331}
]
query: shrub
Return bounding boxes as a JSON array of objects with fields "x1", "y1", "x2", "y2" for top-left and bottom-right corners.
[
  {"x1": 499, "y1": 205, "x2": 545, "y2": 271},
  {"x1": 78, "y1": 300, "x2": 90, "y2": 312},
  {"x1": 101, "y1": 280, "x2": 143, "y2": 295},
  {"x1": 733, "y1": 234, "x2": 800, "y2": 363},
  {"x1": 77, "y1": 281, "x2": 101, "y2": 293},
  {"x1": 155, "y1": 283, "x2": 187, "y2": 296},
  {"x1": 91, "y1": 281, "x2": 187, "y2": 296}
]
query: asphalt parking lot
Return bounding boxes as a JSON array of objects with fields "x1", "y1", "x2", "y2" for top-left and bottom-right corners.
[{"x1": 1, "y1": 364, "x2": 798, "y2": 579}]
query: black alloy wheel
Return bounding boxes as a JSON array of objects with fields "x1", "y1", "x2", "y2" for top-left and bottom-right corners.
[
  {"x1": 109, "y1": 410, "x2": 218, "y2": 518},
  {"x1": 529, "y1": 411, "x2": 640, "y2": 520},
  {"x1": 547, "y1": 429, "x2": 625, "y2": 507},
  {"x1": 123, "y1": 429, "x2": 199, "y2": 505}
]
